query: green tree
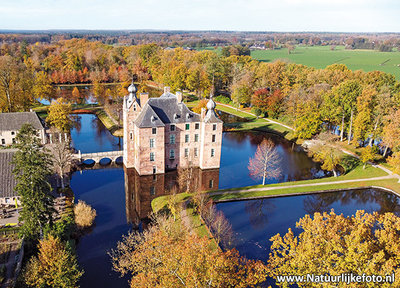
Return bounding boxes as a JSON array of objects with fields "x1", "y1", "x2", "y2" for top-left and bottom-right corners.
[
  {"x1": 294, "y1": 102, "x2": 322, "y2": 139},
  {"x1": 12, "y1": 124, "x2": 54, "y2": 241},
  {"x1": 47, "y1": 98, "x2": 72, "y2": 132},
  {"x1": 24, "y1": 235, "x2": 83, "y2": 288}
]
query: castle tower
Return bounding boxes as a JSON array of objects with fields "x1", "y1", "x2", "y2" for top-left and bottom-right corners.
[
  {"x1": 123, "y1": 82, "x2": 141, "y2": 168},
  {"x1": 199, "y1": 95, "x2": 223, "y2": 169}
]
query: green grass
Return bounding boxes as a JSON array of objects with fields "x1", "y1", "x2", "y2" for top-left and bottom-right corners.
[
  {"x1": 211, "y1": 178, "x2": 400, "y2": 202},
  {"x1": 251, "y1": 45, "x2": 400, "y2": 80},
  {"x1": 215, "y1": 163, "x2": 387, "y2": 193},
  {"x1": 151, "y1": 192, "x2": 191, "y2": 213},
  {"x1": 96, "y1": 109, "x2": 123, "y2": 137}
]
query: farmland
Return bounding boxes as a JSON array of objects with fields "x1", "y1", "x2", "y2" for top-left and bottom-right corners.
[{"x1": 251, "y1": 45, "x2": 400, "y2": 80}]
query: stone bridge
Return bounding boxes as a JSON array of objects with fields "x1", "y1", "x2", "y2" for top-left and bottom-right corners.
[{"x1": 74, "y1": 150, "x2": 123, "y2": 164}]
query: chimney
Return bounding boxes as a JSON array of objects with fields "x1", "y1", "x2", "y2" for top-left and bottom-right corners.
[
  {"x1": 176, "y1": 91, "x2": 183, "y2": 103},
  {"x1": 164, "y1": 86, "x2": 170, "y2": 94},
  {"x1": 201, "y1": 108, "x2": 206, "y2": 120},
  {"x1": 140, "y1": 93, "x2": 149, "y2": 106}
]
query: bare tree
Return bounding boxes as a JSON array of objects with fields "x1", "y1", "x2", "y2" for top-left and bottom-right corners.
[
  {"x1": 248, "y1": 139, "x2": 281, "y2": 185},
  {"x1": 48, "y1": 138, "x2": 75, "y2": 189},
  {"x1": 211, "y1": 210, "x2": 234, "y2": 248}
]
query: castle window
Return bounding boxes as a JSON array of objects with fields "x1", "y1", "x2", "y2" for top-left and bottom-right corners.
[
  {"x1": 170, "y1": 149, "x2": 175, "y2": 159},
  {"x1": 153, "y1": 166, "x2": 157, "y2": 174},
  {"x1": 213, "y1": 124, "x2": 217, "y2": 131},
  {"x1": 209, "y1": 179, "x2": 214, "y2": 188},
  {"x1": 2, "y1": 139, "x2": 5, "y2": 145},
  {"x1": 150, "y1": 138, "x2": 155, "y2": 148},
  {"x1": 184, "y1": 148, "x2": 189, "y2": 158},
  {"x1": 194, "y1": 134, "x2": 199, "y2": 142},
  {"x1": 194, "y1": 148, "x2": 198, "y2": 157},
  {"x1": 12, "y1": 138, "x2": 15, "y2": 144},
  {"x1": 150, "y1": 186, "x2": 155, "y2": 196},
  {"x1": 150, "y1": 152, "x2": 155, "y2": 161},
  {"x1": 130, "y1": 132, "x2": 133, "y2": 140},
  {"x1": 11, "y1": 131, "x2": 15, "y2": 135},
  {"x1": 133, "y1": 104, "x2": 136, "y2": 111},
  {"x1": 185, "y1": 124, "x2": 190, "y2": 130},
  {"x1": 195, "y1": 123, "x2": 199, "y2": 129},
  {"x1": 212, "y1": 135, "x2": 216, "y2": 143},
  {"x1": 170, "y1": 134, "x2": 176, "y2": 144},
  {"x1": 211, "y1": 149, "x2": 215, "y2": 157},
  {"x1": 152, "y1": 128, "x2": 157, "y2": 134},
  {"x1": 185, "y1": 134, "x2": 189, "y2": 143},
  {"x1": 170, "y1": 124, "x2": 175, "y2": 131}
]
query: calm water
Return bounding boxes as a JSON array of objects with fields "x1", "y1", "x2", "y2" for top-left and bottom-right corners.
[
  {"x1": 215, "y1": 188, "x2": 400, "y2": 264},
  {"x1": 219, "y1": 132, "x2": 325, "y2": 189},
  {"x1": 68, "y1": 113, "x2": 324, "y2": 288},
  {"x1": 70, "y1": 114, "x2": 122, "y2": 153}
]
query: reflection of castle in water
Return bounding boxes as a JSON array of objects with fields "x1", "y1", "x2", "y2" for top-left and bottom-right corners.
[{"x1": 124, "y1": 167, "x2": 220, "y2": 226}]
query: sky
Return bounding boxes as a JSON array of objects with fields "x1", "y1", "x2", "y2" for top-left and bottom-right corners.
[{"x1": 0, "y1": 0, "x2": 399, "y2": 32}]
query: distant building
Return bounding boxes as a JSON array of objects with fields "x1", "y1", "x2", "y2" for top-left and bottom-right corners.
[
  {"x1": 123, "y1": 84, "x2": 223, "y2": 175},
  {"x1": 0, "y1": 149, "x2": 20, "y2": 205},
  {"x1": 0, "y1": 112, "x2": 46, "y2": 146}
]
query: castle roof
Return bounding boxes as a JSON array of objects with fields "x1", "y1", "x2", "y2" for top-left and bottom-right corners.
[
  {"x1": 0, "y1": 112, "x2": 45, "y2": 131},
  {"x1": 0, "y1": 149, "x2": 18, "y2": 198},
  {"x1": 135, "y1": 104, "x2": 165, "y2": 128},
  {"x1": 135, "y1": 92, "x2": 202, "y2": 127}
]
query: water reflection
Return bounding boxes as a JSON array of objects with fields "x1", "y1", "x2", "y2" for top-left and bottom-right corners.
[
  {"x1": 70, "y1": 114, "x2": 122, "y2": 153},
  {"x1": 216, "y1": 188, "x2": 400, "y2": 264},
  {"x1": 219, "y1": 131, "x2": 327, "y2": 189},
  {"x1": 124, "y1": 167, "x2": 220, "y2": 226}
]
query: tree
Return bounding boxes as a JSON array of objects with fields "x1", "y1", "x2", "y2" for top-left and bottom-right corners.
[
  {"x1": 382, "y1": 109, "x2": 400, "y2": 157},
  {"x1": 48, "y1": 139, "x2": 75, "y2": 189},
  {"x1": 192, "y1": 99, "x2": 208, "y2": 114},
  {"x1": 308, "y1": 143, "x2": 341, "y2": 177},
  {"x1": 360, "y1": 146, "x2": 376, "y2": 169},
  {"x1": 12, "y1": 124, "x2": 55, "y2": 241},
  {"x1": 248, "y1": 139, "x2": 281, "y2": 185},
  {"x1": 268, "y1": 210, "x2": 400, "y2": 287},
  {"x1": 110, "y1": 214, "x2": 267, "y2": 288},
  {"x1": 71, "y1": 87, "x2": 81, "y2": 103},
  {"x1": 33, "y1": 71, "x2": 55, "y2": 102},
  {"x1": 353, "y1": 87, "x2": 376, "y2": 146},
  {"x1": 74, "y1": 200, "x2": 97, "y2": 229},
  {"x1": 24, "y1": 235, "x2": 83, "y2": 288},
  {"x1": 47, "y1": 97, "x2": 72, "y2": 132},
  {"x1": 387, "y1": 152, "x2": 400, "y2": 180}
]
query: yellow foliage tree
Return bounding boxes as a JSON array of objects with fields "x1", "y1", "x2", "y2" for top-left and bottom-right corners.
[
  {"x1": 24, "y1": 235, "x2": 83, "y2": 288},
  {"x1": 47, "y1": 97, "x2": 72, "y2": 132},
  {"x1": 268, "y1": 210, "x2": 400, "y2": 287}
]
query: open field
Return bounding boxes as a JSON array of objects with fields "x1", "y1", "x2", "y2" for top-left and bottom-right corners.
[{"x1": 251, "y1": 45, "x2": 400, "y2": 80}]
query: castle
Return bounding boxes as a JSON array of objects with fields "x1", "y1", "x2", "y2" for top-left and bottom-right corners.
[{"x1": 123, "y1": 83, "x2": 223, "y2": 175}]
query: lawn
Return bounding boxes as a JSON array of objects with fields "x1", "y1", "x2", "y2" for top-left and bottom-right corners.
[{"x1": 251, "y1": 45, "x2": 400, "y2": 80}]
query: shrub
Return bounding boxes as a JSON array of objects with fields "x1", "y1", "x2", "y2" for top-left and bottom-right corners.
[
  {"x1": 251, "y1": 107, "x2": 263, "y2": 117},
  {"x1": 214, "y1": 95, "x2": 231, "y2": 104},
  {"x1": 74, "y1": 200, "x2": 96, "y2": 229}
]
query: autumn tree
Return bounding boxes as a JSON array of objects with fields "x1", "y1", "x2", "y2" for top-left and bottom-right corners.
[
  {"x1": 268, "y1": 210, "x2": 400, "y2": 287},
  {"x1": 387, "y1": 152, "x2": 400, "y2": 179},
  {"x1": 248, "y1": 139, "x2": 281, "y2": 185},
  {"x1": 74, "y1": 200, "x2": 97, "y2": 229},
  {"x1": 47, "y1": 97, "x2": 72, "y2": 132},
  {"x1": 353, "y1": 86, "x2": 376, "y2": 146},
  {"x1": 24, "y1": 235, "x2": 83, "y2": 288},
  {"x1": 382, "y1": 109, "x2": 400, "y2": 156},
  {"x1": 110, "y1": 214, "x2": 267, "y2": 288},
  {"x1": 48, "y1": 139, "x2": 75, "y2": 189},
  {"x1": 12, "y1": 124, "x2": 54, "y2": 242},
  {"x1": 192, "y1": 99, "x2": 208, "y2": 114},
  {"x1": 360, "y1": 146, "x2": 376, "y2": 169},
  {"x1": 33, "y1": 71, "x2": 55, "y2": 102},
  {"x1": 308, "y1": 143, "x2": 341, "y2": 177}
]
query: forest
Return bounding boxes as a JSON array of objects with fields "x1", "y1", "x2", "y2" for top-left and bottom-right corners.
[{"x1": 1, "y1": 38, "x2": 400, "y2": 159}]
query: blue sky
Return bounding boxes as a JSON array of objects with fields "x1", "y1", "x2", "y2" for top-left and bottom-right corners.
[{"x1": 0, "y1": 0, "x2": 399, "y2": 32}]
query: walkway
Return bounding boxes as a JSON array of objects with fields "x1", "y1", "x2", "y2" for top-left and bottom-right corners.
[
  {"x1": 210, "y1": 175, "x2": 396, "y2": 198},
  {"x1": 216, "y1": 102, "x2": 294, "y2": 131}
]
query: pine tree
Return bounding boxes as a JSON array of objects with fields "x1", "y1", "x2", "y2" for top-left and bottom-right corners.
[{"x1": 12, "y1": 124, "x2": 55, "y2": 241}]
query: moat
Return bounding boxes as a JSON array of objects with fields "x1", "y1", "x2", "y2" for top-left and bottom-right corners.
[{"x1": 69, "y1": 113, "x2": 400, "y2": 288}]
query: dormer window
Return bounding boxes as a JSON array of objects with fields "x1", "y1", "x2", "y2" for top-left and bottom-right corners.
[
  {"x1": 186, "y1": 113, "x2": 191, "y2": 120},
  {"x1": 151, "y1": 116, "x2": 155, "y2": 122},
  {"x1": 174, "y1": 113, "x2": 179, "y2": 120}
]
